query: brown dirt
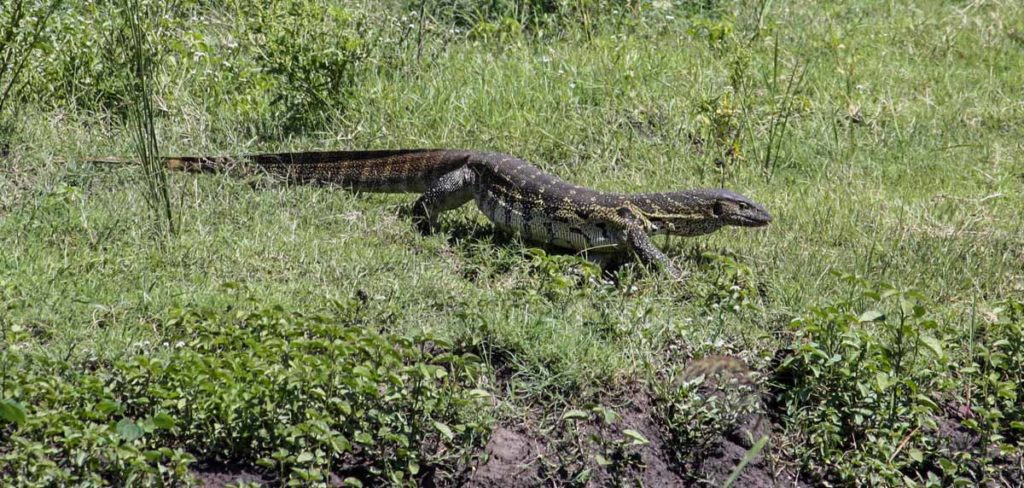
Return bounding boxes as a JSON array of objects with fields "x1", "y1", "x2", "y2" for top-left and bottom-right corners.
[
  {"x1": 191, "y1": 463, "x2": 270, "y2": 487},
  {"x1": 465, "y1": 390, "x2": 801, "y2": 487},
  {"x1": 464, "y1": 427, "x2": 546, "y2": 487},
  {"x1": 929, "y1": 408, "x2": 1024, "y2": 487}
]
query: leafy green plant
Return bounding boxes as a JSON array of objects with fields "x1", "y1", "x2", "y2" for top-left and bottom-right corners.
[
  {"x1": 414, "y1": 0, "x2": 569, "y2": 30},
  {"x1": 522, "y1": 248, "x2": 603, "y2": 298},
  {"x1": 27, "y1": 1, "x2": 164, "y2": 114},
  {"x1": 0, "y1": 300, "x2": 491, "y2": 485},
  {"x1": 776, "y1": 274, "x2": 952, "y2": 484},
  {"x1": 552, "y1": 404, "x2": 649, "y2": 483},
  {"x1": 958, "y1": 299, "x2": 1024, "y2": 476},
  {"x1": 693, "y1": 90, "x2": 743, "y2": 186},
  {"x1": 0, "y1": 0, "x2": 61, "y2": 147},
  {"x1": 246, "y1": 0, "x2": 371, "y2": 132},
  {"x1": 20, "y1": 0, "x2": 376, "y2": 136}
]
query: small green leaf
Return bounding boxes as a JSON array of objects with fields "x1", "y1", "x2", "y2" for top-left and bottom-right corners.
[
  {"x1": 343, "y1": 478, "x2": 363, "y2": 487},
  {"x1": 595, "y1": 454, "x2": 612, "y2": 466},
  {"x1": 116, "y1": 418, "x2": 144, "y2": 441},
  {"x1": 433, "y1": 421, "x2": 454, "y2": 440},
  {"x1": 595, "y1": 406, "x2": 619, "y2": 425},
  {"x1": 560, "y1": 409, "x2": 590, "y2": 422},
  {"x1": 352, "y1": 365, "x2": 371, "y2": 378},
  {"x1": 468, "y1": 389, "x2": 492, "y2": 399},
  {"x1": 0, "y1": 399, "x2": 27, "y2": 425},
  {"x1": 256, "y1": 458, "x2": 276, "y2": 468},
  {"x1": 908, "y1": 448, "x2": 924, "y2": 462},
  {"x1": 915, "y1": 394, "x2": 939, "y2": 411},
  {"x1": 724, "y1": 435, "x2": 769, "y2": 488},
  {"x1": 296, "y1": 451, "x2": 315, "y2": 463},
  {"x1": 920, "y1": 336, "x2": 944, "y2": 358},
  {"x1": 354, "y1": 431, "x2": 374, "y2": 445},
  {"x1": 336, "y1": 400, "x2": 352, "y2": 416},
  {"x1": 623, "y1": 429, "x2": 649, "y2": 445},
  {"x1": 152, "y1": 412, "x2": 176, "y2": 430},
  {"x1": 97, "y1": 399, "x2": 120, "y2": 417},
  {"x1": 858, "y1": 310, "x2": 884, "y2": 323},
  {"x1": 875, "y1": 372, "x2": 891, "y2": 390}
]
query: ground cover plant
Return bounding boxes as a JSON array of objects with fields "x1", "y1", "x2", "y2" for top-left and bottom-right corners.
[{"x1": 1, "y1": 0, "x2": 1023, "y2": 485}]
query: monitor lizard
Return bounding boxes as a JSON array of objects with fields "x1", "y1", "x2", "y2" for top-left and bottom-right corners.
[{"x1": 89, "y1": 149, "x2": 772, "y2": 280}]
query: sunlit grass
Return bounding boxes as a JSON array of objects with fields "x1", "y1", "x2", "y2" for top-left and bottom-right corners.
[{"x1": 1, "y1": 0, "x2": 1022, "y2": 483}]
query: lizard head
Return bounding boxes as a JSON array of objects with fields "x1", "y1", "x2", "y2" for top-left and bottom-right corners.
[
  {"x1": 703, "y1": 188, "x2": 773, "y2": 228},
  {"x1": 631, "y1": 189, "x2": 772, "y2": 236}
]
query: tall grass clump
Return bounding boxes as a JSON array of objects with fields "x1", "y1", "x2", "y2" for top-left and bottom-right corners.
[
  {"x1": 750, "y1": 37, "x2": 806, "y2": 181},
  {"x1": 119, "y1": 0, "x2": 174, "y2": 237}
]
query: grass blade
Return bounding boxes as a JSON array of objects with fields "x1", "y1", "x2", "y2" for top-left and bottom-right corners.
[{"x1": 723, "y1": 435, "x2": 769, "y2": 488}]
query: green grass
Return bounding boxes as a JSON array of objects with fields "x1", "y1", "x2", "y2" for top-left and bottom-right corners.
[{"x1": 1, "y1": 0, "x2": 1023, "y2": 485}]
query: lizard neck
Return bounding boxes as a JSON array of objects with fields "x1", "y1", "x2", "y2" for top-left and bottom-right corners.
[{"x1": 626, "y1": 192, "x2": 723, "y2": 237}]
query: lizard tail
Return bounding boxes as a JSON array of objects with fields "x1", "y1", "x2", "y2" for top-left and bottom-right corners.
[{"x1": 85, "y1": 149, "x2": 476, "y2": 193}]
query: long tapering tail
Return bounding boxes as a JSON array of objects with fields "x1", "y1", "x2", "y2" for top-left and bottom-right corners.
[{"x1": 86, "y1": 149, "x2": 476, "y2": 193}]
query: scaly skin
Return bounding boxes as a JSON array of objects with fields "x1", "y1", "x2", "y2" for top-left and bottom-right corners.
[{"x1": 91, "y1": 149, "x2": 772, "y2": 279}]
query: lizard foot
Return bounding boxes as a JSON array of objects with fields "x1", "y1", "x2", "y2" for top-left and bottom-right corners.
[{"x1": 412, "y1": 216, "x2": 439, "y2": 236}]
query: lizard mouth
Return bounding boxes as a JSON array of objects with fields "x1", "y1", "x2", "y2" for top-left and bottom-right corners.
[{"x1": 734, "y1": 214, "x2": 772, "y2": 227}]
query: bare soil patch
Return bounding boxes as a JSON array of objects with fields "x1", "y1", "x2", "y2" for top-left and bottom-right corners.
[
  {"x1": 191, "y1": 462, "x2": 269, "y2": 487},
  {"x1": 466, "y1": 390, "x2": 800, "y2": 487}
]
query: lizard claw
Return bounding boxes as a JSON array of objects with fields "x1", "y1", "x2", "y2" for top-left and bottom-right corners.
[
  {"x1": 412, "y1": 216, "x2": 438, "y2": 236},
  {"x1": 666, "y1": 265, "x2": 689, "y2": 283}
]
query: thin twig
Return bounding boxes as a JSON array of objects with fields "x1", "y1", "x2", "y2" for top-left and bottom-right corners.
[{"x1": 887, "y1": 426, "x2": 920, "y2": 464}]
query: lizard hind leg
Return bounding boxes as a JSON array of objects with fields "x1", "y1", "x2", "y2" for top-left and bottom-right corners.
[{"x1": 411, "y1": 166, "x2": 477, "y2": 235}]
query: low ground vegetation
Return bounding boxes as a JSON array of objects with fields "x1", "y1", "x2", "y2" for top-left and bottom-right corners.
[{"x1": 1, "y1": 0, "x2": 1023, "y2": 485}]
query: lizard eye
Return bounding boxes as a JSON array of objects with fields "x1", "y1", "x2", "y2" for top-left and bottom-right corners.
[
  {"x1": 738, "y1": 202, "x2": 750, "y2": 211},
  {"x1": 712, "y1": 201, "x2": 724, "y2": 217}
]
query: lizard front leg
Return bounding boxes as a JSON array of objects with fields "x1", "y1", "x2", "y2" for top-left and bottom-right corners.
[
  {"x1": 602, "y1": 206, "x2": 684, "y2": 281},
  {"x1": 622, "y1": 225, "x2": 685, "y2": 281},
  {"x1": 411, "y1": 166, "x2": 476, "y2": 234}
]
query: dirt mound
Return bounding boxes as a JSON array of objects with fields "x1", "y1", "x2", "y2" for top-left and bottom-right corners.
[
  {"x1": 466, "y1": 391, "x2": 800, "y2": 487},
  {"x1": 466, "y1": 428, "x2": 546, "y2": 487}
]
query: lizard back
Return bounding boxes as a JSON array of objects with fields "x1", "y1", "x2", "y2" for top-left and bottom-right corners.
[{"x1": 468, "y1": 154, "x2": 628, "y2": 252}]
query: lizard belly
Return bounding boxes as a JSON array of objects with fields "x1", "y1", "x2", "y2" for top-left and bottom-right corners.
[{"x1": 475, "y1": 190, "x2": 620, "y2": 252}]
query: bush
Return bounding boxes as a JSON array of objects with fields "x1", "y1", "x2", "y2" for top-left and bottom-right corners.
[
  {"x1": 413, "y1": 0, "x2": 572, "y2": 28},
  {"x1": 243, "y1": 0, "x2": 371, "y2": 132},
  {"x1": 24, "y1": 0, "x2": 374, "y2": 133},
  {"x1": 775, "y1": 276, "x2": 949, "y2": 484},
  {"x1": 959, "y1": 300, "x2": 1024, "y2": 472},
  {"x1": 0, "y1": 0, "x2": 61, "y2": 148},
  {"x1": 410, "y1": 0, "x2": 644, "y2": 38},
  {"x1": 0, "y1": 299, "x2": 491, "y2": 486}
]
